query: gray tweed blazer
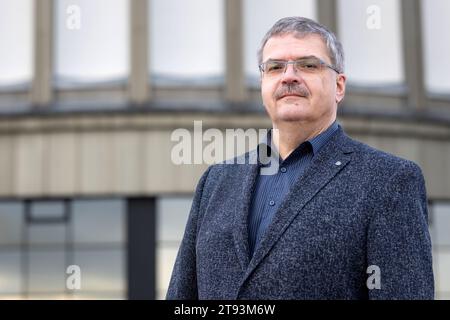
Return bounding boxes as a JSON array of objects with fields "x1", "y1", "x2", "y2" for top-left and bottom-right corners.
[{"x1": 166, "y1": 126, "x2": 434, "y2": 300}]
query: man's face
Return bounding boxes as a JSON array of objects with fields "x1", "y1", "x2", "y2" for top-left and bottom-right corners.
[{"x1": 260, "y1": 33, "x2": 346, "y2": 127}]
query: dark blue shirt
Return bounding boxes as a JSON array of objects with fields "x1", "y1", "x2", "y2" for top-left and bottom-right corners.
[{"x1": 247, "y1": 121, "x2": 340, "y2": 257}]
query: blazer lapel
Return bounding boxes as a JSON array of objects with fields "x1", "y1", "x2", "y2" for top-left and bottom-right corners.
[
  {"x1": 240, "y1": 128, "x2": 356, "y2": 285},
  {"x1": 231, "y1": 150, "x2": 260, "y2": 271}
]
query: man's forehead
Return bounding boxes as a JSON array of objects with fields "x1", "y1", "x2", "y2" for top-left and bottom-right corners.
[{"x1": 262, "y1": 33, "x2": 329, "y2": 61}]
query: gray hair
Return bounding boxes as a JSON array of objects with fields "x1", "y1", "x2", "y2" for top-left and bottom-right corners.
[{"x1": 257, "y1": 16, "x2": 345, "y2": 73}]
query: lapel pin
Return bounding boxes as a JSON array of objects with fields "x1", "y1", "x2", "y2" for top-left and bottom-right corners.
[{"x1": 335, "y1": 161, "x2": 342, "y2": 166}]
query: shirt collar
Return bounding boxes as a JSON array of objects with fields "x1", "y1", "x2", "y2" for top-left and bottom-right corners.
[
  {"x1": 257, "y1": 121, "x2": 340, "y2": 166},
  {"x1": 308, "y1": 120, "x2": 339, "y2": 155}
]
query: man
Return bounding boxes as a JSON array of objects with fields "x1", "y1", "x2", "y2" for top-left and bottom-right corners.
[{"x1": 167, "y1": 17, "x2": 434, "y2": 299}]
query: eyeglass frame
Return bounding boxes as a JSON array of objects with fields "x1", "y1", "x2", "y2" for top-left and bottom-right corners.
[{"x1": 259, "y1": 55, "x2": 341, "y2": 76}]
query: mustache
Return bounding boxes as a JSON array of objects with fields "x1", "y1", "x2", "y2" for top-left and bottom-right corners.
[{"x1": 274, "y1": 83, "x2": 310, "y2": 100}]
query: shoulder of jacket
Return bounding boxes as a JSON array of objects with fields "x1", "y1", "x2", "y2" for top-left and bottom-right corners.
[{"x1": 345, "y1": 135, "x2": 422, "y2": 175}]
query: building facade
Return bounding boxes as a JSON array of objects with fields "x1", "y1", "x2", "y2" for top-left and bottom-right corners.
[{"x1": 0, "y1": 0, "x2": 449, "y2": 299}]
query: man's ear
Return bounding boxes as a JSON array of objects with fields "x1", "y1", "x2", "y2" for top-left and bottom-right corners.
[{"x1": 335, "y1": 73, "x2": 346, "y2": 104}]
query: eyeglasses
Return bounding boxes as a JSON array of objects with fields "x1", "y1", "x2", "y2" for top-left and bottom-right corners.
[{"x1": 259, "y1": 56, "x2": 340, "y2": 76}]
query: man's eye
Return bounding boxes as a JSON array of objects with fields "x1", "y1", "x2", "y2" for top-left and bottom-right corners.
[
  {"x1": 267, "y1": 63, "x2": 284, "y2": 71},
  {"x1": 300, "y1": 62, "x2": 319, "y2": 69}
]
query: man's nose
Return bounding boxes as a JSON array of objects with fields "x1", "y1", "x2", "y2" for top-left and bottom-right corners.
[{"x1": 281, "y1": 63, "x2": 302, "y2": 84}]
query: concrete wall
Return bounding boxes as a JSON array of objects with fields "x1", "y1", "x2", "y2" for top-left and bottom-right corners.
[{"x1": 0, "y1": 113, "x2": 449, "y2": 199}]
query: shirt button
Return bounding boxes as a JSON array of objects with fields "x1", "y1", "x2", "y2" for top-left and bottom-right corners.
[
  {"x1": 280, "y1": 167, "x2": 287, "y2": 173},
  {"x1": 269, "y1": 200, "x2": 275, "y2": 206}
]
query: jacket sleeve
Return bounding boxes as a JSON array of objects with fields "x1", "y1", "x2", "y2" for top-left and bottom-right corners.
[
  {"x1": 166, "y1": 167, "x2": 211, "y2": 300},
  {"x1": 367, "y1": 161, "x2": 434, "y2": 299}
]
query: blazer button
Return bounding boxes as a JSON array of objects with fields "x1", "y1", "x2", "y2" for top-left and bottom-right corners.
[{"x1": 269, "y1": 200, "x2": 275, "y2": 206}]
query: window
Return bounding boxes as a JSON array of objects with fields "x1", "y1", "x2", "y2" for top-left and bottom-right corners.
[
  {"x1": 54, "y1": 0, "x2": 130, "y2": 88},
  {"x1": 430, "y1": 202, "x2": 450, "y2": 300},
  {"x1": 337, "y1": 0, "x2": 404, "y2": 87},
  {"x1": 70, "y1": 199, "x2": 126, "y2": 299},
  {"x1": 0, "y1": 202, "x2": 23, "y2": 246},
  {"x1": 156, "y1": 197, "x2": 193, "y2": 299},
  {"x1": 0, "y1": 0, "x2": 34, "y2": 89},
  {"x1": 244, "y1": 0, "x2": 317, "y2": 85},
  {"x1": 28, "y1": 250, "x2": 67, "y2": 296},
  {"x1": 0, "y1": 199, "x2": 126, "y2": 299},
  {"x1": 72, "y1": 200, "x2": 125, "y2": 244},
  {"x1": 28, "y1": 201, "x2": 67, "y2": 246},
  {"x1": 149, "y1": 0, "x2": 224, "y2": 86},
  {"x1": 0, "y1": 252, "x2": 22, "y2": 298},
  {"x1": 422, "y1": 0, "x2": 450, "y2": 95},
  {"x1": 0, "y1": 203, "x2": 24, "y2": 299}
]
